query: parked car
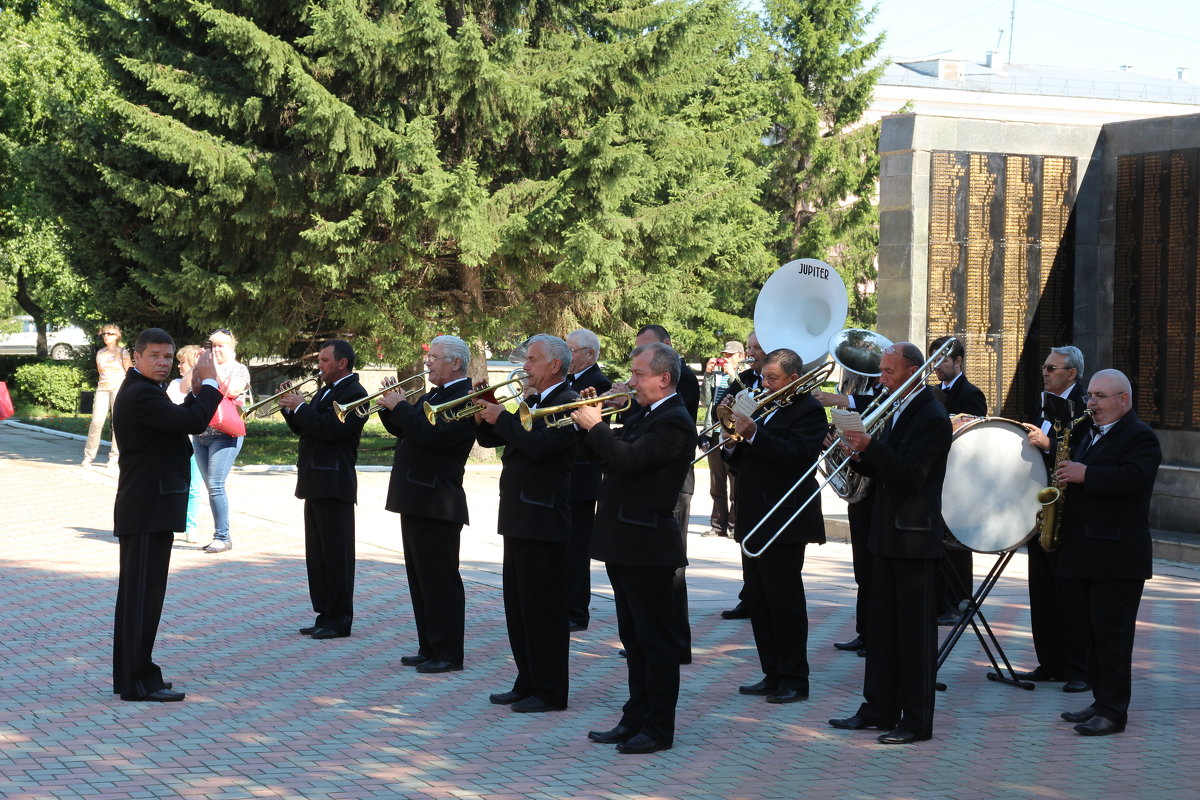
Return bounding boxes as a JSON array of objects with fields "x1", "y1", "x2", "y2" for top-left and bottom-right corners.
[{"x1": 0, "y1": 316, "x2": 92, "y2": 359}]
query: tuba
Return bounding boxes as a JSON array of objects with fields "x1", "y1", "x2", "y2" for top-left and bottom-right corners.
[{"x1": 1035, "y1": 408, "x2": 1093, "y2": 552}]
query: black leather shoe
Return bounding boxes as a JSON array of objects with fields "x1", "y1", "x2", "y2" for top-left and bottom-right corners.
[
  {"x1": 739, "y1": 679, "x2": 778, "y2": 696},
  {"x1": 568, "y1": 622, "x2": 587, "y2": 632},
  {"x1": 857, "y1": 648, "x2": 868, "y2": 658},
  {"x1": 766, "y1": 688, "x2": 808, "y2": 704},
  {"x1": 417, "y1": 660, "x2": 463, "y2": 674},
  {"x1": 400, "y1": 654, "x2": 428, "y2": 666},
  {"x1": 679, "y1": 653, "x2": 692, "y2": 665},
  {"x1": 489, "y1": 691, "x2": 525, "y2": 705},
  {"x1": 618, "y1": 649, "x2": 627, "y2": 658},
  {"x1": 721, "y1": 603, "x2": 750, "y2": 620},
  {"x1": 828, "y1": 715, "x2": 883, "y2": 730},
  {"x1": 878, "y1": 728, "x2": 927, "y2": 744},
  {"x1": 834, "y1": 636, "x2": 865, "y2": 651},
  {"x1": 123, "y1": 689, "x2": 185, "y2": 702},
  {"x1": 1062, "y1": 680, "x2": 1090, "y2": 693},
  {"x1": 936, "y1": 611, "x2": 960, "y2": 626},
  {"x1": 1013, "y1": 666, "x2": 1061, "y2": 681},
  {"x1": 310, "y1": 628, "x2": 350, "y2": 639},
  {"x1": 510, "y1": 696, "x2": 565, "y2": 713},
  {"x1": 299, "y1": 626, "x2": 320, "y2": 635},
  {"x1": 616, "y1": 733, "x2": 671, "y2": 754},
  {"x1": 1061, "y1": 706, "x2": 1096, "y2": 723},
  {"x1": 1075, "y1": 716, "x2": 1124, "y2": 736},
  {"x1": 588, "y1": 725, "x2": 636, "y2": 743}
]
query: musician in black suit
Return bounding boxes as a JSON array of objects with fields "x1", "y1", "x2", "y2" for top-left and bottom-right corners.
[
  {"x1": 112, "y1": 329, "x2": 223, "y2": 702},
  {"x1": 702, "y1": 340, "x2": 745, "y2": 539},
  {"x1": 279, "y1": 340, "x2": 368, "y2": 640},
  {"x1": 830, "y1": 343, "x2": 952, "y2": 744},
  {"x1": 476, "y1": 334, "x2": 578, "y2": 712},
  {"x1": 1017, "y1": 345, "x2": 1090, "y2": 691},
  {"x1": 1054, "y1": 369, "x2": 1161, "y2": 736},
  {"x1": 929, "y1": 335, "x2": 988, "y2": 626},
  {"x1": 573, "y1": 341, "x2": 696, "y2": 754},
  {"x1": 724, "y1": 348, "x2": 827, "y2": 704},
  {"x1": 377, "y1": 335, "x2": 476, "y2": 673},
  {"x1": 565, "y1": 328, "x2": 612, "y2": 632},
  {"x1": 720, "y1": 330, "x2": 767, "y2": 620}
]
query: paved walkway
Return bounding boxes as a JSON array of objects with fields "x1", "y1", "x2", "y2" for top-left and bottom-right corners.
[{"x1": 1, "y1": 422, "x2": 1197, "y2": 800}]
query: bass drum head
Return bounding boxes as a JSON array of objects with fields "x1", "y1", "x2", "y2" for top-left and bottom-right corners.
[{"x1": 941, "y1": 416, "x2": 1048, "y2": 554}]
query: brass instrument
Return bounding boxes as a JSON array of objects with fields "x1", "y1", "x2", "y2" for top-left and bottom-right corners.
[
  {"x1": 818, "y1": 329, "x2": 894, "y2": 503},
  {"x1": 333, "y1": 371, "x2": 430, "y2": 423},
  {"x1": 518, "y1": 391, "x2": 637, "y2": 431},
  {"x1": 1035, "y1": 408, "x2": 1093, "y2": 552},
  {"x1": 240, "y1": 375, "x2": 320, "y2": 419},
  {"x1": 740, "y1": 337, "x2": 959, "y2": 558},
  {"x1": 423, "y1": 369, "x2": 528, "y2": 424},
  {"x1": 692, "y1": 361, "x2": 834, "y2": 465}
]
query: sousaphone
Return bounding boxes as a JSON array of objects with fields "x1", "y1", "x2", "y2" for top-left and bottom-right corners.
[{"x1": 753, "y1": 259, "x2": 850, "y2": 365}]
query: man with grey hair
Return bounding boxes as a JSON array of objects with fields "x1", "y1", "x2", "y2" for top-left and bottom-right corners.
[
  {"x1": 572, "y1": 341, "x2": 695, "y2": 753},
  {"x1": 1013, "y1": 345, "x2": 1089, "y2": 691},
  {"x1": 476, "y1": 333, "x2": 578, "y2": 712},
  {"x1": 377, "y1": 334, "x2": 476, "y2": 674},
  {"x1": 565, "y1": 329, "x2": 612, "y2": 632},
  {"x1": 1053, "y1": 369, "x2": 1161, "y2": 736}
]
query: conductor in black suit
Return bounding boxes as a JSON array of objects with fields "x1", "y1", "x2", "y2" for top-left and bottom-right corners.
[
  {"x1": 929, "y1": 335, "x2": 988, "y2": 625},
  {"x1": 830, "y1": 342, "x2": 951, "y2": 744},
  {"x1": 112, "y1": 328, "x2": 223, "y2": 702},
  {"x1": 565, "y1": 328, "x2": 612, "y2": 632},
  {"x1": 476, "y1": 334, "x2": 579, "y2": 712},
  {"x1": 1017, "y1": 345, "x2": 1090, "y2": 691},
  {"x1": 377, "y1": 335, "x2": 476, "y2": 673},
  {"x1": 724, "y1": 348, "x2": 827, "y2": 705},
  {"x1": 278, "y1": 340, "x2": 368, "y2": 640},
  {"x1": 573, "y1": 341, "x2": 696, "y2": 754},
  {"x1": 1054, "y1": 369, "x2": 1161, "y2": 736}
]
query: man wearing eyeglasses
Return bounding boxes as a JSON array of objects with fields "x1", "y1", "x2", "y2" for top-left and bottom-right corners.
[
  {"x1": 1051, "y1": 369, "x2": 1161, "y2": 736},
  {"x1": 377, "y1": 336, "x2": 476, "y2": 673},
  {"x1": 564, "y1": 329, "x2": 612, "y2": 632},
  {"x1": 1014, "y1": 346, "x2": 1090, "y2": 692}
]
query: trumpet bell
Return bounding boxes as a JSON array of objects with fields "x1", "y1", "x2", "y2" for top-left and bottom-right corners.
[{"x1": 754, "y1": 259, "x2": 849, "y2": 363}]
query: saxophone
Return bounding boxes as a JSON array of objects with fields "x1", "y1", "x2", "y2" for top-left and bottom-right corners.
[{"x1": 1035, "y1": 408, "x2": 1093, "y2": 552}]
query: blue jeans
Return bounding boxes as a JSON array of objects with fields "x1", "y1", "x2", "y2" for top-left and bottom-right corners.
[
  {"x1": 184, "y1": 454, "x2": 202, "y2": 539},
  {"x1": 192, "y1": 431, "x2": 243, "y2": 542}
]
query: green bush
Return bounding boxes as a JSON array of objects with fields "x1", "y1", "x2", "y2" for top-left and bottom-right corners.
[{"x1": 12, "y1": 362, "x2": 87, "y2": 413}]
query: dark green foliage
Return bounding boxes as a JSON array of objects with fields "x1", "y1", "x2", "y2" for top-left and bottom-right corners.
[{"x1": 12, "y1": 360, "x2": 86, "y2": 411}]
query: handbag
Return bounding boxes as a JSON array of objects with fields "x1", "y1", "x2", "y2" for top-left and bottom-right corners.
[
  {"x1": 210, "y1": 395, "x2": 246, "y2": 437},
  {"x1": 0, "y1": 381, "x2": 13, "y2": 421}
]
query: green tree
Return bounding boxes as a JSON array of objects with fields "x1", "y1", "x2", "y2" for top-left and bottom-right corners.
[
  {"x1": 0, "y1": 4, "x2": 105, "y2": 353},
  {"x1": 43, "y1": 0, "x2": 778, "y2": 364},
  {"x1": 762, "y1": 0, "x2": 885, "y2": 328}
]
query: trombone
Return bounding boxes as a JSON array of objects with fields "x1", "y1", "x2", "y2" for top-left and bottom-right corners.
[
  {"x1": 333, "y1": 371, "x2": 430, "y2": 423},
  {"x1": 692, "y1": 361, "x2": 835, "y2": 464},
  {"x1": 423, "y1": 369, "x2": 529, "y2": 424},
  {"x1": 241, "y1": 375, "x2": 320, "y2": 419},
  {"x1": 518, "y1": 391, "x2": 637, "y2": 431},
  {"x1": 739, "y1": 337, "x2": 958, "y2": 559}
]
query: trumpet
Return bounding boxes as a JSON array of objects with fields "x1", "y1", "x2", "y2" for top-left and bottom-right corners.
[
  {"x1": 423, "y1": 369, "x2": 529, "y2": 424},
  {"x1": 240, "y1": 375, "x2": 320, "y2": 419},
  {"x1": 518, "y1": 391, "x2": 637, "y2": 431},
  {"x1": 333, "y1": 371, "x2": 430, "y2": 423},
  {"x1": 739, "y1": 337, "x2": 958, "y2": 558},
  {"x1": 692, "y1": 361, "x2": 835, "y2": 464}
]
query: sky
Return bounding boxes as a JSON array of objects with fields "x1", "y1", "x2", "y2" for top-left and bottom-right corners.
[{"x1": 862, "y1": 0, "x2": 1199, "y2": 81}]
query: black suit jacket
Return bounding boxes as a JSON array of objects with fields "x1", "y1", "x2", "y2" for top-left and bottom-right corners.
[
  {"x1": 284, "y1": 374, "x2": 368, "y2": 503},
  {"x1": 113, "y1": 369, "x2": 223, "y2": 536},
  {"x1": 724, "y1": 393, "x2": 828, "y2": 546},
  {"x1": 380, "y1": 378, "x2": 476, "y2": 524},
  {"x1": 853, "y1": 389, "x2": 952, "y2": 560},
  {"x1": 1034, "y1": 384, "x2": 1086, "y2": 470},
  {"x1": 940, "y1": 375, "x2": 988, "y2": 416},
  {"x1": 568, "y1": 364, "x2": 614, "y2": 502},
  {"x1": 476, "y1": 381, "x2": 578, "y2": 542},
  {"x1": 586, "y1": 394, "x2": 694, "y2": 567},
  {"x1": 1056, "y1": 411, "x2": 1161, "y2": 581},
  {"x1": 737, "y1": 367, "x2": 762, "y2": 394}
]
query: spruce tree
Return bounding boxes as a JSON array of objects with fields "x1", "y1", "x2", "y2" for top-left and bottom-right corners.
[
  {"x1": 44, "y1": 0, "x2": 778, "y2": 362},
  {"x1": 762, "y1": 0, "x2": 885, "y2": 327}
]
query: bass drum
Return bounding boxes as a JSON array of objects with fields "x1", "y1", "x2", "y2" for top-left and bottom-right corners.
[{"x1": 941, "y1": 416, "x2": 1047, "y2": 554}]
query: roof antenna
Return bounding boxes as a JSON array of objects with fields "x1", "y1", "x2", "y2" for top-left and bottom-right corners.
[{"x1": 1008, "y1": 0, "x2": 1017, "y2": 64}]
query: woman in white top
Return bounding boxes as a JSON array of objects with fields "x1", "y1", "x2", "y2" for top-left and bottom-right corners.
[
  {"x1": 82, "y1": 324, "x2": 132, "y2": 468},
  {"x1": 193, "y1": 329, "x2": 251, "y2": 553}
]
